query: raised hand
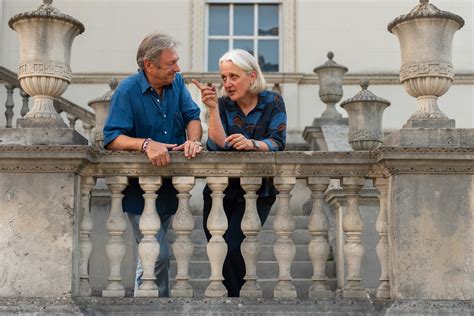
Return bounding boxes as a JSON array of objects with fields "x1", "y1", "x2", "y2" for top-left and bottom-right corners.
[{"x1": 192, "y1": 79, "x2": 218, "y2": 109}]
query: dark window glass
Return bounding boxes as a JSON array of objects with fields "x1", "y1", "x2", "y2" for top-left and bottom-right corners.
[
  {"x1": 208, "y1": 40, "x2": 229, "y2": 71},
  {"x1": 209, "y1": 5, "x2": 229, "y2": 36},
  {"x1": 234, "y1": 39, "x2": 254, "y2": 55},
  {"x1": 258, "y1": 4, "x2": 279, "y2": 36},
  {"x1": 258, "y1": 40, "x2": 279, "y2": 72},
  {"x1": 234, "y1": 5, "x2": 254, "y2": 36}
]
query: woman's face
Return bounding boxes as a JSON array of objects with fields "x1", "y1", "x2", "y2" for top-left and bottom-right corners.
[{"x1": 220, "y1": 60, "x2": 256, "y2": 102}]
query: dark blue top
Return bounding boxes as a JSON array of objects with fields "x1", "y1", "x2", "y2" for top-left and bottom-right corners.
[
  {"x1": 205, "y1": 90, "x2": 287, "y2": 199},
  {"x1": 207, "y1": 90, "x2": 286, "y2": 151},
  {"x1": 103, "y1": 70, "x2": 201, "y2": 216}
]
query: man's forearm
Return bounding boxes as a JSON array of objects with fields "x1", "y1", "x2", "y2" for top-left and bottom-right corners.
[
  {"x1": 186, "y1": 120, "x2": 202, "y2": 142},
  {"x1": 106, "y1": 135, "x2": 145, "y2": 151}
]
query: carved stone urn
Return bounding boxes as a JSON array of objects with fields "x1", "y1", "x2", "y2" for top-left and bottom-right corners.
[
  {"x1": 88, "y1": 79, "x2": 118, "y2": 149},
  {"x1": 388, "y1": 0, "x2": 464, "y2": 128},
  {"x1": 8, "y1": 0, "x2": 84, "y2": 128},
  {"x1": 340, "y1": 80, "x2": 390, "y2": 150},
  {"x1": 313, "y1": 52, "x2": 348, "y2": 122}
]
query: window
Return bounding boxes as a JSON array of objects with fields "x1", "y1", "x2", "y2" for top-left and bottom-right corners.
[{"x1": 206, "y1": 2, "x2": 280, "y2": 72}]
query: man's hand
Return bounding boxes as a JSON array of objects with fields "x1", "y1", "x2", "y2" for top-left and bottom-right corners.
[
  {"x1": 172, "y1": 140, "x2": 203, "y2": 159},
  {"x1": 192, "y1": 79, "x2": 218, "y2": 109},
  {"x1": 145, "y1": 140, "x2": 177, "y2": 166}
]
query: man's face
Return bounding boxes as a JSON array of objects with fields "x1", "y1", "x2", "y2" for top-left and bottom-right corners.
[{"x1": 145, "y1": 48, "x2": 181, "y2": 88}]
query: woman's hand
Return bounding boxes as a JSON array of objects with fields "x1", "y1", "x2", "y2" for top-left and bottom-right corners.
[
  {"x1": 225, "y1": 133, "x2": 254, "y2": 151},
  {"x1": 192, "y1": 79, "x2": 217, "y2": 109}
]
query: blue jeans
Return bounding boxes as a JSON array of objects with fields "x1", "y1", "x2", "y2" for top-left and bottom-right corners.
[{"x1": 128, "y1": 212, "x2": 173, "y2": 297}]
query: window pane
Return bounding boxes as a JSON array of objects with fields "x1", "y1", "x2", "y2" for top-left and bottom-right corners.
[
  {"x1": 234, "y1": 5, "x2": 254, "y2": 36},
  {"x1": 209, "y1": 5, "x2": 229, "y2": 36},
  {"x1": 258, "y1": 40, "x2": 279, "y2": 72},
  {"x1": 208, "y1": 40, "x2": 229, "y2": 71},
  {"x1": 234, "y1": 40, "x2": 254, "y2": 55},
  {"x1": 258, "y1": 5, "x2": 279, "y2": 36}
]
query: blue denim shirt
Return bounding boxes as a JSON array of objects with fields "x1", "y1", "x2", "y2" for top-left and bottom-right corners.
[
  {"x1": 104, "y1": 70, "x2": 200, "y2": 147},
  {"x1": 103, "y1": 70, "x2": 201, "y2": 215}
]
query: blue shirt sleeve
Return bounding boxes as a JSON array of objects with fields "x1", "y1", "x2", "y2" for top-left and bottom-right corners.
[
  {"x1": 261, "y1": 94, "x2": 287, "y2": 151},
  {"x1": 103, "y1": 90, "x2": 134, "y2": 148}
]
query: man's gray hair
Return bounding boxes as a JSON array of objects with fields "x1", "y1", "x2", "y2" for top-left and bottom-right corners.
[
  {"x1": 136, "y1": 33, "x2": 177, "y2": 69},
  {"x1": 219, "y1": 49, "x2": 267, "y2": 94}
]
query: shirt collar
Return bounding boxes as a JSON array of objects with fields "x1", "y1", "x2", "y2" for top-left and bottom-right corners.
[
  {"x1": 225, "y1": 90, "x2": 267, "y2": 112},
  {"x1": 137, "y1": 70, "x2": 174, "y2": 95}
]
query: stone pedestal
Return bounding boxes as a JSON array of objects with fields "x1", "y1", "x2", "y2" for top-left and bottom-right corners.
[
  {"x1": 303, "y1": 118, "x2": 351, "y2": 152},
  {"x1": 0, "y1": 128, "x2": 87, "y2": 145},
  {"x1": 384, "y1": 128, "x2": 474, "y2": 147},
  {"x1": 0, "y1": 172, "x2": 79, "y2": 297},
  {"x1": 388, "y1": 174, "x2": 473, "y2": 300}
]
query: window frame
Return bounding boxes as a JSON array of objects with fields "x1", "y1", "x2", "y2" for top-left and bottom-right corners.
[{"x1": 204, "y1": 1, "x2": 283, "y2": 72}]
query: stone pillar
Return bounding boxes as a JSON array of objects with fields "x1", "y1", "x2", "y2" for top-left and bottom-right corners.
[
  {"x1": 240, "y1": 177, "x2": 263, "y2": 298},
  {"x1": 78, "y1": 176, "x2": 95, "y2": 296},
  {"x1": 373, "y1": 177, "x2": 390, "y2": 299},
  {"x1": 273, "y1": 176, "x2": 297, "y2": 298},
  {"x1": 102, "y1": 176, "x2": 128, "y2": 297},
  {"x1": 4, "y1": 84, "x2": 14, "y2": 128},
  {"x1": 205, "y1": 177, "x2": 228, "y2": 297},
  {"x1": 341, "y1": 177, "x2": 366, "y2": 298},
  {"x1": 171, "y1": 176, "x2": 196, "y2": 298},
  {"x1": 135, "y1": 176, "x2": 162, "y2": 297},
  {"x1": 307, "y1": 177, "x2": 333, "y2": 298}
]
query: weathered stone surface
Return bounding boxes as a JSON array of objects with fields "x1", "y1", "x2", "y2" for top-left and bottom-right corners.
[
  {"x1": 384, "y1": 128, "x2": 474, "y2": 147},
  {"x1": 0, "y1": 128, "x2": 87, "y2": 145},
  {"x1": 0, "y1": 173, "x2": 77, "y2": 297},
  {"x1": 389, "y1": 174, "x2": 473, "y2": 300}
]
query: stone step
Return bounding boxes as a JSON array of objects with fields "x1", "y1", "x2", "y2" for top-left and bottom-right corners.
[
  {"x1": 170, "y1": 244, "x2": 314, "y2": 262},
  {"x1": 167, "y1": 228, "x2": 312, "y2": 246},
  {"x1": 190, "y1": 215, "x2": 312, "y2": 230},
  {"x1": 170, "y1": 260, "x2": 315, "y2": 280},
  {"x1": 169, "y1": 278, "x2": 337, "y2": 299}
]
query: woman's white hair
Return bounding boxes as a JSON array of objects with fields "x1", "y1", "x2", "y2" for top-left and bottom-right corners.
[{"x1": 219, "y1": 49, "x2": 267, "y2": 94}]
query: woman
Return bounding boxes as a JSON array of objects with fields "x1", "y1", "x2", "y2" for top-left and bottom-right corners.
[{"x1": 193, "y1": 49, "x2": 287, "y2": 297}]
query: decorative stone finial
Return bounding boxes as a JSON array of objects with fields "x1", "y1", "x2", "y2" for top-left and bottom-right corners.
[
  {"x1": 360, "y1": 79, "x2": 369, "y2": 90},
  {"x1": 420, "y1": 0, "x2": 429, "y2": 4},
  {"x1": 109, "y1": 78, "x2": 118, "y2": 90},
  {"x1": 44, "y1": 0, "x2": 53, "y2": 4},
  {"x1": 327, "y1": 51, "x2": 334, "y2": 60}
]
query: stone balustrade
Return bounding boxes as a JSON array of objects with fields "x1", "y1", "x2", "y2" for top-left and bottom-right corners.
[{"x1": 75, "y1": 149, "x2": 390, "y2": 299}]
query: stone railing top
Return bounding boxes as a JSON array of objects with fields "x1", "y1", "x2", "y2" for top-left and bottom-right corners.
[
  {"x1": 340, "y1": 80, "x2": 391, "y2": 106},
  {"x1": 313, "y1": 51, "x2": 348, "y2": 73},
  {"x1": 387, "y1": 0, "x2": 465, "y2": 33},
  {"x1": 8, "y1": 0, "x2": 85, "y2": 33}
]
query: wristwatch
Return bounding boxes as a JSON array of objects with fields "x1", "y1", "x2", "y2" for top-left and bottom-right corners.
[{"x1": 251, "y1": 139, "x2": 259, "y2": 150}]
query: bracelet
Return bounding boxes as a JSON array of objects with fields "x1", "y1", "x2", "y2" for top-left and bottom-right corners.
[{"x1": 141, "y1": 138, "x2": 152, "y2": 152}]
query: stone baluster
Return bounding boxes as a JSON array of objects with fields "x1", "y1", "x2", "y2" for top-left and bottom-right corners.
[
  {"x1": 67, "y1": 113, "x2": 78, "y2": 130},
  {"x1": 103, "y1": 176, "x2": 128, "y2": 297},
  {"x1": 205, "y1": 176, "x2": 228, "y2": 297},
  {"x1": 273, "y1": 176, "x2": 297, "y2": 298},
  {"x1": 79, "y1": 176, "x2": 95, "y2": 296},
  {"x1": 307, "y1": 177, "x2": 333, "y2": 298},
  {"x1": 171, "y1": 176, "x2": 196, "y2": 297},
  {"x1": 272, "y1": 83, "x2": 282, "y2": 95},
  {"x1": 4, "y1": 84, "x2": 15, "y2": 128},
  {"x1": 20, "y1": 90, "x2": 29, "y2": 117},
  {"x1": 374, "y1": 177, "x2": 390, "y2": 299},
  {"x1": 82, "y1": 122, "x2": 94, "y2": 145},
  {"x1": 240, "y1": 177, "x2": 263, "y2": 298},
  {"x1": 341, "y1": 177, "x2": 366, "y2": 298},
  {"x1": 135, "y1": 176, "x2": 162, "y2": 297}
]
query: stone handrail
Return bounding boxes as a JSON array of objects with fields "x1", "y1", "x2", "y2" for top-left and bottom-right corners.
[{"x1": 0, "y1": 66, "x2": 95, "y2": 128}]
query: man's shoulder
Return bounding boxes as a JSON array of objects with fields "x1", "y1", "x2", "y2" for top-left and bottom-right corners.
[{"x1": 116, "y1": 72, "x2": 142, "y2": 94}]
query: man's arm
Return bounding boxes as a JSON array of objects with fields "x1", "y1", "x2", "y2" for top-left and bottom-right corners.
[
  {"x1": 106, "y1": 135, "x2": 145, "y2": 151},
  {"x1": 186, "y1": 119, "x2": 202, "y2": 142}
]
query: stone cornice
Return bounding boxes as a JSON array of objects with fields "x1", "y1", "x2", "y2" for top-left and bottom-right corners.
[
  {"x1": 0, "y1": 146, "x2": 471, "y2": 177},
  {"x1": 70, "y1": 72, "x2": 474, "y2": 85}
]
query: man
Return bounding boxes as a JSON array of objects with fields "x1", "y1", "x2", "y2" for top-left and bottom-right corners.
[{"x1": 103, "y1": 32, "x2": 202, "y2": 297}]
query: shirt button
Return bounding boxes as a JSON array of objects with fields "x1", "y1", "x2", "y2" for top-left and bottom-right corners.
[
  {"x1": 157, "y1": 99, "x2": 160, "y2": 102},
  {"x1": 164, "y1": 131, "x2": 168, "y2": 134},
  {"x1": 163, "y1": 114, "x2": 167, "y2": 118}
]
